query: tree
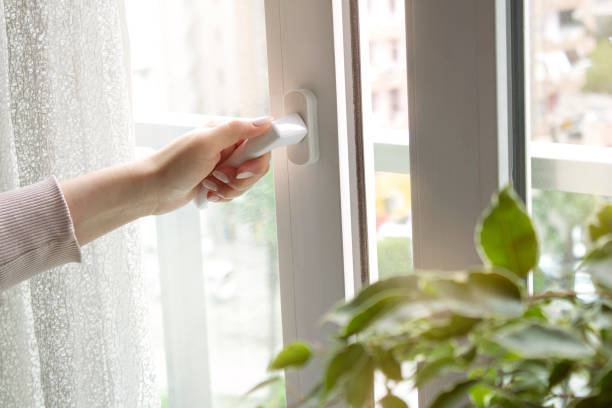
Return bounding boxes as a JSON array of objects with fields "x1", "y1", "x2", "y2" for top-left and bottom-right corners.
[{"x1": 584, "y1": 39, "x2": 612, "y2": 94}]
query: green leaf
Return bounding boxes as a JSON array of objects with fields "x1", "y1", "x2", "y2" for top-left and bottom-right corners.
[
  {"x1": 469, "y1": 367, "x2": 498, "y2": 383},
  {"x1": 494, "y1": 323, "x2": 594, "y2": 359},
  {"x1": 469, "y1": 384, "x2": 493, "y2": 407},
  {"x1": 324, "y1": 344, "x2": 369, "y2": 395},
  {"x1": 344, "y1": 357, "x2": 374, "y2": 408},
  {"x1": 599, "y1": 367, "x2": 612, "y2": 399},
  {"x1": 375, "y1": 349, "x2": 403, "y2": 381},
  {"x1": 268, "y1": 342, "x2": 312, "y2": 370},
  {"x1": 429, "y1": 379, "x2": 478, "y2": 408},
  {"x1": 582, "y1": 235, "x2": 612, "y2": 264},
  {"x1": 429, "y1": 269, "x2": 524, "y2": 318},
  {"x1": 489, "y1": 395, "x2": 523, "y2": 408},
  {"x1": 342, "y1": 292, "x2": 414, "y2": 338},
  {"x1": 415, "y1": 356, "x2": 457, "y2": 387},
  {"x1": 522, "y1": 305, "x2": 547, "y2": 321},
  {"x1": 328, "y1": 276, "x2": 419, "y2": 326},
  {"x1": 379, "y1": 394, "x2": 409, "y2": 408},
  {"x1": 476, "y1": 186, "x2": 538, "y2": 278},
  {"x1": 243, "y1": 375, "x2": 282, "y2": 396},
  {"x1": 588, "y1": 204, "x2": 612, "y2": 244},
  {"x1": 574, "y1": 396, "x2": 603, "y2": 408},
  {"x1": 458, "y1": 345, "x2": 477, "y2": 365},
  {"x1": 548, "y1": 360, "x2": 573, "y2": 388},
  {"x1": 581, "y1": 236, "x2": 612, "y2": 290},
  {"x1": 422, "y1": 314, "x2": 481, "y2": 340}
]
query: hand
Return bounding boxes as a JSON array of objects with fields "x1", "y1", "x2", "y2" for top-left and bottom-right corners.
[
  {"x1": 148, "y1": 117, "x2": 273, "y2": 213},
  {"x1": 60, "y1": 116, "x2": 273, "y2": 245}
]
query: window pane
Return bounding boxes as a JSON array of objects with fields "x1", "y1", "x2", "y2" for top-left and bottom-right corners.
[
  {"x1": 531, "y1": 189, "x2": 600, "y2": 294},
  {"x1": 527, "y1": 1, "x2": 612, "y2": 297},
  {"x1": 375, "y1": 172, "x2": 412, "y2": 280},
  {"x1": 126, "y1": 0, "x2": 269, "y2": 118},
  {"x1": 529, "y1": 1, "x2": 612, "y2": 146},
  {"x1": 362, "y1": 1, "x2": 416, "y2": 406},
  {"x1": 125, "y1": 1, "x2": 283, "y2": 407},
  {"x1": 363, "y1": 0, "x2": 413, "y2": 281}
]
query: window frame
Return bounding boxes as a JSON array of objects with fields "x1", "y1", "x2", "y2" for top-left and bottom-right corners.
[
  {"x1": 130, "y1": 0, "x2": 563, "y2": 405},
  {"x1": 131, "y1": 0, "x2": 366, "y2": 402},
  {"x1": 403, "y1": 0, "x2": 513, "y2": 404},
  {"x1": 264, "y1": 0, "x2": 366, "y2": 398}
]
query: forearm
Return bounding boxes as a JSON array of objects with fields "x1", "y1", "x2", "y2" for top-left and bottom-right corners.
[
  {"x1": 60, "y1": 118, "x2": 272, "y2": 245},
  {"x1": 60, "y1": 159, "x2": 158, "y2": 245}
]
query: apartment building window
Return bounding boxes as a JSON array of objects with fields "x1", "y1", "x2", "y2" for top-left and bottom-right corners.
[
  {"x1": 391, "y1": 39, "x2": 399, "y2": 62},
  {"x1": 369, "y1": 40, "x2": 377, "y2": 66},
  {"x1": 389, "y1": 88, "x2": 400, "y2": 119},
  {"x1": 559, "y1": 8, "x2": 579, "y2": 28},
  {"x1": 371, "y1": 91, "x2": 379, "y2": 113}
]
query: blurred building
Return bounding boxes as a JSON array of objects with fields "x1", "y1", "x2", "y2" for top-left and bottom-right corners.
[
  {"x1": 367, "y1": 0, "x2": 408, "y2": 131},
  {"x1": 127, "y1": 0, "x2": 269, "y2": 119},
  {"x1": 530, "y1": 0, "x2": 612, "y2": 145}
]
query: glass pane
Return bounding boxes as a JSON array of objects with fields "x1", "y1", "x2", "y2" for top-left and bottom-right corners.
[
  {"x1": 201, "y1": 171, "x2": 283, "y2": 407},
  {"x1": 375, "y1": 172, "x2": 412, "y2": 280},
  {"x1": 126, "y1": 0, "x2": 269, "y2": 118},
  {"x1": 527, "y1": 2, "x2": 612, "y2": 297},
  {"x1": 529, "y1": 1, "x2": 612, "y2": 146},
  {"x1": 125, "y1": 1, "x2": 283, "y2": 407},
  {"x1": 363, "y1": 0, "x2": 413, "y2": 280},
  {"x1": 361, "y1": 1, "x2": 416, "y2": 406},
  {"x1": 531, "y1": 189, "x2": 600, "y2": 294}
]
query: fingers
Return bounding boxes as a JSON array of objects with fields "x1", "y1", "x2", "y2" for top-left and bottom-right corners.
[
  {"x1": 207, "y1": 116, "x2": 273, "y2": 151},
  {"x1": 218, "y1": 139, "x2": 247, "y2": 164},
  {"x1": 206, "y1": 190, "x2": 231, "y2": 203},
  {"x1": 235, "y1": 152, "x2": 271, "y2": 181},
  {"x1": 201, "y1": 153, "x2": 271, "y2": 202}
]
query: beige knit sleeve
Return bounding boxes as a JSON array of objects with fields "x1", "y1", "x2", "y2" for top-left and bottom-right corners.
[{"x1": 0, "y1": 177, "x2": 82, "y2": 291}]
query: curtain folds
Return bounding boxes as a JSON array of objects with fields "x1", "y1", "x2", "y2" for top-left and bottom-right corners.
[{"x1": 0, "y1": 1, "x2": 156, "y2": 406}]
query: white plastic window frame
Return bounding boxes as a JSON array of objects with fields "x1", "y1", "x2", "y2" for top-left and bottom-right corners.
[
  {"x1": 132, "y1": 1, "x2": 363, "y2": 404},
  {"x1": 133, "y1": 0, "x2": 595, "y2": 406},
  {"x1": 403, "y1": 0, "x2": 512, "y2": 405}
]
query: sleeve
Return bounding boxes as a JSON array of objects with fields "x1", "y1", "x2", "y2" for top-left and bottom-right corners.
[{"x1": 0, "y1": 177, "x2": 82, "y2": 292}]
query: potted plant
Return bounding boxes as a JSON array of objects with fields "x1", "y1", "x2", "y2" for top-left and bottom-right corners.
[{"x1": 250, "y1": 186, "x2": 612, "y2": 408}]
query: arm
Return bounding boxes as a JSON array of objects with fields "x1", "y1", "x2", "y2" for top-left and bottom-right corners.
[
  {"x1": 62, "y1": 117, "x2": 272, "y2": 244},
  {"x1": 0, "y1": 118, "x2": 272, "y2": 290}
]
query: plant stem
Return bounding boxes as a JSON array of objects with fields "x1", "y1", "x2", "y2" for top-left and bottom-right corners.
[{"x1": 527, "y1": 290, "x2": 612, "y2": 302}]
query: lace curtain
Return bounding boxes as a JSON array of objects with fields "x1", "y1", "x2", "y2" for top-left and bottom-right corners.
[{"x1": 0, "y1": 1, "x2": 156, "y2": 406}]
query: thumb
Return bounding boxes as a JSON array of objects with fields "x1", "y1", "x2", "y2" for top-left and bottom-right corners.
[{"x1": 209, "y1": 117, "x2": 273, "y2": 151}]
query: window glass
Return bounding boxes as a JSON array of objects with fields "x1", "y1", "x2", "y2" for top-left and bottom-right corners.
[
  {"x1": 529, "y1": 1, "x2": 612, "y2": 146},
  {"x1": 362, "y1": 1, "x2": 416, "y2": 405},
  {"x1": 364, "y1": 0, "x2": 413, "y2": 283},
  {"x1": 126, "y1": 0, "x2": 269, "y2": 118},
  {"x1": 531, "y1": 189, "x2": 601, "y2": 294},
  {"x1": 125, "y1": 1, "x2": 283, "y2": 407},
  {"x1": 527, "y1": 1, "x2": 612, "y2": 295}
]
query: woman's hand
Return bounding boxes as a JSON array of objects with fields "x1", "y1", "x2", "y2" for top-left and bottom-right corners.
[
  {"x1": 60, "y1": 117, "x2": 273, "y2": 245},
  {"x1": 148, "y1": 117, "x2": 272, "y2": 213}
]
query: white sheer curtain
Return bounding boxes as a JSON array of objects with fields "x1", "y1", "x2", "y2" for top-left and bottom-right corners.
[{"x1": 0, "y1": 1, "x2": 156, "y2": 406}]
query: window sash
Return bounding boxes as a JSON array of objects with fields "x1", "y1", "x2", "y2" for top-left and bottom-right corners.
[
  {"x1": 404, "y1": 0, "x2": 513, "y2": 405},
  {"x1": 133, "y1": 0, "x2": 548, "y2": 405},
  {"x1": 264, "y1": 0, "x2": 362, "y2": 398}
]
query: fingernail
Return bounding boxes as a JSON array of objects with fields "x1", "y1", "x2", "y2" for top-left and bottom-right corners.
[
  {"x1": 236, "y1": 171, "x2": 254, "y2": 180},
  {"x1": 208, "y1": 195, "x2": 220, "y2": 202},
  {"x1": 251, "y1": 116, "x2": 273, "y2": 126},
  {"x1": 202, "y1": 179, "x2": 218, "y2": 191},
  {"x1": 212, "y1": 170, "x2": 229, "y2": 183}
]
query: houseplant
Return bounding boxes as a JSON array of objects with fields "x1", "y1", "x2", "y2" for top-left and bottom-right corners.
[{"x1": 251, "y1": 186, "x2": 612, "y2": 408}]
